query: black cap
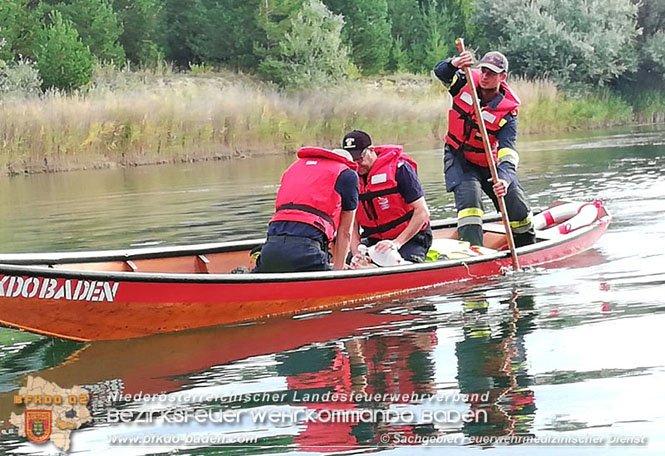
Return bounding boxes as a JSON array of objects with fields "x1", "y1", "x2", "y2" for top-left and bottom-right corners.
[{"x1": 342, "y1": 130, "x2": 372, "y2": 159}]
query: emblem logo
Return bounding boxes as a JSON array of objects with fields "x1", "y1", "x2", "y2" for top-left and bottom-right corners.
[
  {"x1": 25, "y1": 410, "x2": 52, "y2": 444},
  {"x1": 377, "y1": 197, "x2": 390, "y2": 211}
]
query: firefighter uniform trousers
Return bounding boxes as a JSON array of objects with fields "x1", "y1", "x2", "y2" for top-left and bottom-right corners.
[{"x1": 444, "y1": 148, "x2": 535, "y2": 247}]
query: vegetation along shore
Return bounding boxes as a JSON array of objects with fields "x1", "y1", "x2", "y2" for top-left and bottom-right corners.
[{"x1": 1, "y1": 0, "x2": 664, "y2": 176}]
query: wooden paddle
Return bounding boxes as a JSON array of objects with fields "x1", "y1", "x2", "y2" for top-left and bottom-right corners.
[{"x1": 455, "y1": 38, "x2": 520, "y2": 271}]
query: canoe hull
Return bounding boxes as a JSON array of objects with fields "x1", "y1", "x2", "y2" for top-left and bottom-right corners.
[{"x1": 0, "y1": 209, "x2": 608, "y2": 341}]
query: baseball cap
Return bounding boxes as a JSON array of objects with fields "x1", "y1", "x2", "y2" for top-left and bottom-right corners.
[
  {"x1": 342, "y1": 130, "x2": 372, "y2": 160},
  {"x1": 478, "y1": 51, "x2": 508, "y2": 74}
]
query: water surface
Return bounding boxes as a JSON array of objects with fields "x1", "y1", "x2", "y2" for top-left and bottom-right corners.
[{"x1": 0, "y1": 126, "x2": 664, "y2": 455}]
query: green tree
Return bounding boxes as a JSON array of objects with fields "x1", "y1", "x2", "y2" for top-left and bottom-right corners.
[
  {"x1": 421, "y1": 0, "x2": 455, "y2": 72},
  {"x1": 325, "y1": 0, "x2": 392, "y2": 75},
  {"x1": 112, "y1": 0, "x2": 163, "y2": 65},
  {"x1": 256, "y1": 0, "x2": 304, "y2": 47},
  {"x1": 386, "y1": 0, "x2": 426, "y2": 71},
  {"x1": 0, "y1": 0, "x2": 22, "y2": 61},
  {"x1": 255, "y1": 0, "x2": 318, "y2": 70},
  {"x1": 387, "y1": 0, "x2": 471, "y2": 73},
  {"x1": 388, "y1": 36, "x2": 412, "y2": 73},
  {"x1": 52, "y1": 0, "x2": 125, "y2": 65},
  {"x1": 474, "y1": 0, "x2": 640, "y2": 87},
  {"x1": 451, "y1": 0, "x2": 476, "y2": 45},
  {"x1": 195, "y1": 0, "x2": 265, "y2": 71},
  {"x1": 258, "y1": 0, "x2": 350, "y2": 88},
  {"x1": 633, "y1": 0, "x2": 665, "y2": 85},
  {"x1": 162, "y1": 0, "x2": 208, "y2": 66},
  {"x1": 0, "y1": 0, "x2": 41, "y2": 62},
  {"x1": 35, "y1": 11, "x2": 94, "y2": 91}
]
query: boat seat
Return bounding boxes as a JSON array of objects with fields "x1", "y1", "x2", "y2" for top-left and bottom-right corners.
[
  {"x1": 534, "y1": 230, "x2": 564, "y2": 241},
  {"x1": 196, "y1": 254, "x2": 210, "y2": 273},
  {"x1": 484, "y1": 222, "x2": 562, "y2": 241}
]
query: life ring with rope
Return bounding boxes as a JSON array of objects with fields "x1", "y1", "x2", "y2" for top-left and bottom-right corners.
[{"x1": 533, "y1": 200, "x2": 603, "y2": 236}]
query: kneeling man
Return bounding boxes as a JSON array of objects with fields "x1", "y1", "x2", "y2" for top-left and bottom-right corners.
[
  {"x1": 342, "y1": 130, "x2": 432, "y2": 265},
  {"x1": 253, "y1": 146, "x2": 358, "y2": 272}
]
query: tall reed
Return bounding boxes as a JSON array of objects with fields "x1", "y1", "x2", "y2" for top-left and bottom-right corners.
[{"x1": 0, "y1": 68, "x2": 637, "y2": 175}]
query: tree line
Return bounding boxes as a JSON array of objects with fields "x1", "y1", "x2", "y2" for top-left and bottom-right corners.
[{"x1": 0, "y1": 0, "x2": 663, "y2": 94}]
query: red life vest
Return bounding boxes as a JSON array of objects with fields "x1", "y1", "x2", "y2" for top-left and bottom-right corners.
[
  {"x1": 445, "y1": 69, "x2": 520, "y2": 167},
  {"x1": 356, "y1": 145, "x2": 426, "y2": 240},
  {"x1": 270, "y1": 147, "x2": 356, "y2": 241}
]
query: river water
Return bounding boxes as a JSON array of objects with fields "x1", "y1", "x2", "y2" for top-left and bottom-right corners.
[{"x1": 0, "y1": 126, "x2": 664, "y2": 455}]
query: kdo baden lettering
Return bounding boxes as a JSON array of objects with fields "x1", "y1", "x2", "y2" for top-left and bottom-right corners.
[{"x1": 0, "y1": 275, "x2": 119, "y2": 302}]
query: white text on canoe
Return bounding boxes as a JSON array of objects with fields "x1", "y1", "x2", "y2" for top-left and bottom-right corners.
[{"x1": 0, "y1": 276, "x2": 119, "y2": 303}]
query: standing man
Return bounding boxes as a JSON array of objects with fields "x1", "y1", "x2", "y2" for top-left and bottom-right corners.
[
  {"x1": 253, "y1": 146, "x2": 358, "y2": 272},
  {"x1": 434, "y1": 50, "x2": 535, "y2": 247},
  {"x1": 342, "y1": 130, "x2": 432, "y2": 264}
]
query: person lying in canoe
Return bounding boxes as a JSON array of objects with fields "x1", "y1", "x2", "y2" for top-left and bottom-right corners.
[
  {"x1": 434, "y1": 50, "x2": 536, "y2": 247},
  {"x1": 342, "y1": 130, "x2": 432, "y2": 267},
  {"x1": 252, "y1": 146, "x2": 359, "y2": 273}
]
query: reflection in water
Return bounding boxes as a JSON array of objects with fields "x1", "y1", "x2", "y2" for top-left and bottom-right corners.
[
  {"x1": 456, "y1": 292, "x2": 537, "y2": 442},
  {"x1": 272, "y1": 327, "x2": 439, "y2": 451},
  {"x1": 0, "y1": 338, "x2": 81, "y2": 393},
  {"x1": 0, "y1": 286, "x2": 553, "y2": 454}
]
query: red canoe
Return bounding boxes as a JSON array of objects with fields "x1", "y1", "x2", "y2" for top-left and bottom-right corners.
[{"x1": 0, "y1": 201, "x2": 610, "y2": 341}]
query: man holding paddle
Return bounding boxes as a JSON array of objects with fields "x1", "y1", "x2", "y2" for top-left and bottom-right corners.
[{"x1": 434, "y1": 49, "x2": 536, "y2": 248}]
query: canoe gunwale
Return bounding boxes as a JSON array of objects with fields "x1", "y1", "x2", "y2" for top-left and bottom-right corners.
[
  {"x1": 0, "y1": 214, "x2": 504, "y2": 266},
  {"x1": 0, "y1": 217, "x2": 608, "y2": 284},
  {"x1": 0, "y1": 239, "x2": 266, "y2": 266}
]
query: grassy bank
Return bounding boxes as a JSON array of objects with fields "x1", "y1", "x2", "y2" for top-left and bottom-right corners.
[{"x1": 0, "y1": 67, "x2": 644, "y2": 175}]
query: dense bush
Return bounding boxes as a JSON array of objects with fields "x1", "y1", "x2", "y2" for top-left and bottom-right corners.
[
  {"x1": 0, "y1": 0, "x2": 662, "y2": 101},
  {"x1": 0, "y1": 57, "x2": 42, "y2": 96},
  {"x1": 474, "y1": 0, "x2": 640, "y2": 87}
]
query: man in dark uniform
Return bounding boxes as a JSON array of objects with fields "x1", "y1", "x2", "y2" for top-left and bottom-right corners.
[
  {"x1": 253, "y1": 146, "x2": 358, "y2": 273},
  {"x1": 434, "y1": 50, "x2": 536, "y2": 247},
  {"x1": 342, "y1": 130, "x2": 432, "y2": 264}
]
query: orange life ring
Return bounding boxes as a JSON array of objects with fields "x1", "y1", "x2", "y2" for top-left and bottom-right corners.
[{"x1": 533, "y1": 201, "x2": 602, "y2": 236}]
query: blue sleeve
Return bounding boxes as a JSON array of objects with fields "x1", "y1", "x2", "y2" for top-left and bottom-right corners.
[
  {"x1": 434, "y1": 58, "x2": 466, "y2": 97},
  {"x1": 395, "y1": 162, "x2": 425, "y2": 204},
  {"x1": 335, "y1": 169, "x2": 359, "y2": 211},
  {"x1": 497, "y1": 162, "x2": 517, "y2": 187},
  {"x1": 496, "y1": 114, "x2": 518, "y2": 151},
  {"x1": 496, "y1": 115, "x2": 518, "y2": 186}
]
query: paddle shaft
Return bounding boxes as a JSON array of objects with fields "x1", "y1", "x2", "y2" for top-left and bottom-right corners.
[{"x1": 455, "y1": 38, "x2": 520, "y2": 270}]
